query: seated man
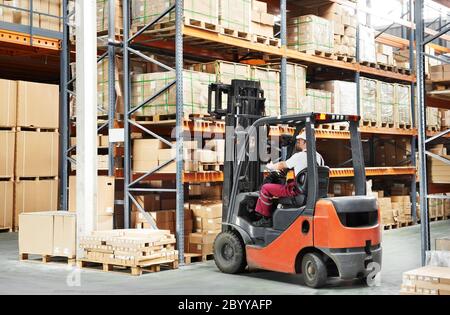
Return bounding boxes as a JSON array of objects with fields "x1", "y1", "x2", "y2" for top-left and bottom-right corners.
[{"x1": 253, "y1": 133, "x2": 325, "y2": 227}]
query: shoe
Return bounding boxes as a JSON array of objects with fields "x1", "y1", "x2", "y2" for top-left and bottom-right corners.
[{"x1": 253, "y1": 216, "x2": 272, "y2": 228}]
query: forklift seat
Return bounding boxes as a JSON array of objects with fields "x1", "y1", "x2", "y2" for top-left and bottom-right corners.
[{"x1": 274, "y1": 166, "x2": 330, "y2": 231}]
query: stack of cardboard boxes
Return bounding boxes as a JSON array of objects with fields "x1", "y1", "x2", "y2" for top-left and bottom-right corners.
[
  {"x1": 7, "y1": 0, "x2": 61, "y2": 31},
  {"x1": 219, "y1": 0, "x2": 251, "y2": 34},
  {"x1": 359, "y1": 25, "x2": 377, "y2": 64},
  {"x1": 359, "y1": 77, "x2": 412, "y2": 128},
  {"x1": 251, "y1": 0, "x2": 275, "y2": 38},
  {"x1": 429, "y1": 145, "x2": 450, "y2": 184},
  {"x1": 288, "y1": 15, "x2": 334, "y2": 54},
  {"x1": 0, "y1": 79, "x2": 16, "y2": 231},
  {"x1": 310, "y1": 81, "x2": 357, "y2": 115},
  {"x1": 188, "y1": 201, "x2": 222, "y2": 256},
  {"x1": 374, "y1": 138, "x2": 411, "y2": 167},
  {"x1": 302, "y1": 89, "x2": 332, "y2": 113},
  {"x1": 376, "y1": 44, "x2": 395, "y2": 67},
  {"x1": 131, "y1": 0, "x2": 219, "y2": 30},
  {"x1": 13, "y1": 81, "x2": 60, "y2": 231},
  {"x1": 131, "y1": 70, "x2": 215, "y2": 117},
  {"x1": 97, "y1": 0, "x2": 122, "y2": 34}
]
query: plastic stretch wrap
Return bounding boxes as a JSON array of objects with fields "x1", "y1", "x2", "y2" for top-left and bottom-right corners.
[
  {"x1": 378, "y1": 82, "x2": 395, "y2": 125},
  {"x1": 288, "y1": 15, "x2": 334, "y2": 53},
  {"x1": 360, "y1": 77, "x2": 378, "y2": 122}
]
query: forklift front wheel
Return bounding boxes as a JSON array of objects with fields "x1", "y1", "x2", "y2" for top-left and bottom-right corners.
[
  {"x1": 301, "y1": 253, "x2": 328, "y2": 288},
  {"x1": 213, "y1": 231, "x2": 247, "y2": 274}
]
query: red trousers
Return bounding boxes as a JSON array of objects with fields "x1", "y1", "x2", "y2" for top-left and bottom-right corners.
[{"x1": 255, "y1": 182, "x2": 299, "y2": 217}]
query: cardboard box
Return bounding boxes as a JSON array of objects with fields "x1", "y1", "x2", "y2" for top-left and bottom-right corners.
[
  {"x1": 195, "y1": 217, "x2": 222, "y2": 231},
  {"x1": 19, "y1": 211, "x2": 76, "y2": 257},
  {"x1": 53, "y1": 212, "x2": 77, "y2": 257},
  {"x1": 18, "y1": 212, "x2": 54, "y2": 256},
  {"x1": 133, "y1": 194, "x2": 161, "y2": 212},
  {"x1": 0, "y1": 180, "x2": 13, "y2": 229},
  {"x1": 0, "y1": 79, "x2": 17, "y2": 127},
  {"x1": 191, "y1": 201, "x2": 222, "y2": 219},
  {"x1": 436, "y1": 238, "x2": 450, "y2": 251},
  {"x1": 69, "y1": 176, "x2": 115, "y2": 216},
  {"x1": 189, "y1": 243, "x2": 213, "y2": 255},
  {"x1": 14, "y1": 179, "x2": 59, "y2": 228},
  {"x1": 15, "y1": 131, "x2": 59, "y2": 177},
  {"x1": 0, "y1": 131, "x2": 14, "y2": 177},
  {"x1": 17, "y1": 81, "x2": 59, "y2": 129},
  {"x1": 189, "y1": 232, "x2": 217, "y2": 245},
  {"x1": 134, "y1": 139, "x2": 166, "y2": 172},
  {"x1": 96, "y1": 215, "x2": 114, "y2": 231}
]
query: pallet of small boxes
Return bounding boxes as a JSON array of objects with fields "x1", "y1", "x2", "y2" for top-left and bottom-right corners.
[
  {"x1": 78, "y1": 229, "x2": 178, "y2": 276},
  {"x1": 401, "y1": 238, "x2": 450, "y2": 295}
]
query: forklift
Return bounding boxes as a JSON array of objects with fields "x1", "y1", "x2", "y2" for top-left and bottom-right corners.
[{"x1": 208, "y1": 80, "x2": 382, "y2": 288}]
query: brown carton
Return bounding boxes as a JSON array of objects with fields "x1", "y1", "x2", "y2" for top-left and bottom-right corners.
[
  {"x1": 0, "y1": 79, "x2": 17, "y2": 127},
  {"x1": 436, "y1": 238, "x2": 450, "y2": 251},
  {"x1": 17, "y1": 81, "x2": 59, "y2": 129},
  {"x1": 19, "y1": 211, "x2": 76, "y2": 257},
  {"x1": 14, "y1": 179, "x2": 59, "y2": 228},
  {"x1": 0, "y1": 131, "x2": 14, "y2": 177},
  {"x1": 195, "y1": 217, "x2": 222, "y2": 231},
  {"x1": 52, "y1": 212, "x2": 77, "y2": 257},
  {"x1": 0, "y1": 180, "x2": 13, "y2": 229},
  {"x1": 189, "y1": 243, "x2": 214, "y2": 255},
  {"x1": 189, "y1": 232, "x2": 217, "y2": 245},
  {"x1": 19, "y1": 212, "x2": 54, "y2": 256},
  {"x1": 15, "y1": 131, "x2": 59, "y2": 177},
  {"x1": 68, "y1": 176, "x2": 115, "y2": 216},
  {"x1": 190, "y1": 201, "x2": 222, "y2": 219}
]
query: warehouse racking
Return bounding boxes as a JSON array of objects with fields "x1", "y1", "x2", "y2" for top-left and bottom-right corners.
[
  {"x1": 2, "y1": 1, "x2": 448, "y2": 265},
  {"x1": 415, "y1": 0, "x2": 450, "y2": 264}
]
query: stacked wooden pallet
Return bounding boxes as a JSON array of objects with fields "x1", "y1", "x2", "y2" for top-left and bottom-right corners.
[
  {"x1": 401, "y1": 266, "x2": 450, "y2": 295},
  {"x1": 78, "y1": 229, "x2": 178, "y2": 276}
]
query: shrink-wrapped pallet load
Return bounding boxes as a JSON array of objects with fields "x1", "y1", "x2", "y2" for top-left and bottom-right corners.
[
  {"x1": 131, "y1": 0, "x2": 219, "y2": 29},
  {"x1": 131, "y1": 70, "x2": 215, "y2": 116},
  {"x1": 378, "y1": 81, "x2": 396, "y2": 127},
  {"x1": 359, "y1": 77, "x2": 378, "y2": 124},
  {"x1": 288, "y1": 15, "x2": 334, "y2": 54}
]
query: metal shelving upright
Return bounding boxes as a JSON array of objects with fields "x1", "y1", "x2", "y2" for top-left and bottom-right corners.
[{"x1": 415, "y1": 0, "x2": 450, "y2": 265}]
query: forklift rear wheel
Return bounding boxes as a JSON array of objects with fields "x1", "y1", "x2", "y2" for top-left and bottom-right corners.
[
  {"x1": 301, "y1": 253, "x2": 328, "y2": 288},
  {"x1": 214, "y1": 231, "x2": 247, "y2": 274}
]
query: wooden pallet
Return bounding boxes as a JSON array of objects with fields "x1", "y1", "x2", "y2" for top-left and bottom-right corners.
[
  {"x1": 398, "y1": 123, "x2": 413, "y2": 130},
  {"x1": 20, "y1": 253, "x2": 76, "y2": 266},
  {"x1": 397, "y1": 68, "x2": 411, "y2": 75},
  {"x1": 184, "y1": 253, "x2": 214, "y2": 265},
  {"x1": 335, "y1": 54, "x2": 356, "y2": 63},
  {"x1": 220, "y1": 27, "x2": 250, "y2": 41},
  {"x1": 361, "y1": 61, "x2": 377, "y2": 68},
  {"x1": 377, "y1": 63, "x2": 396, "y2": 72},
  {"x1": 15, "y1": 176, "x2": 59, "y2": 182},
  {"x1": 427, "y1": 126, "x2": 439, "y2": 132},
  {"x1": 199, "y1": 164, "x2": 223, "y2": 172},
  {"x1": 316, "y1": 123, "x2": 333, "y2": 130},
  {"x1": 300, "y1": 49, "x2": 333, "y2": 59},
  {"x1": 360, "y1": 120, "x2": 378, "y2": 128},
  {"x1": 0, "y1": 227, "x2": 12, "y2": 233},
  {"x1": 0, "y1": 126, "x2": 16, "y2": 131},
  {"x1": 380, "y1": 122, "x2": 396, "y2": 129},
  {"x1": 383, "y1": 223, "x2": 399, "y2": 230},
  {"x1": 398, "y1": 221, "x2": 415, "y2": 228},
  {"x1": 251, "y1": 34, "x2": 280, "y2": 47},
  {"x1": 185, "y1": 18, "x2": 219, "y2": 32},
  {"x1": 77, "y1": 258, "x2": 178, "y2": 276},
  {"x1": 15, "y1": 126, "x2": 59, "y2": 133},
  {"x1": 332, "y1": 123, "x2": 349, "y2": 131}
]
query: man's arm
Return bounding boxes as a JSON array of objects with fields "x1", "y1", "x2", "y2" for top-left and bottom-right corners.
[{"x1": 266, "y1": 161, "x2": 289, "y2": 171}]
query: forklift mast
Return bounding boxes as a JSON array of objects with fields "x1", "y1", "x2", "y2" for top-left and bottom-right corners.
[{"x1": 208, "y1": 80, "x2": 266, "y2": 220}]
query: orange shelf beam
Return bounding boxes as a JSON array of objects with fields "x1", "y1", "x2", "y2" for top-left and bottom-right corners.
[
  {"x1": 331, "y1": 167, "x2": 416, "y2": 178},
  {"x1": 0, "y1": 28, "x2": 60, "y2": 51}
]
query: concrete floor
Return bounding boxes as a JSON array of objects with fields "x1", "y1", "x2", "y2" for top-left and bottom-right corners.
[{"x1": 0, "y1": 220, "x2": 449, "y2": 295}]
